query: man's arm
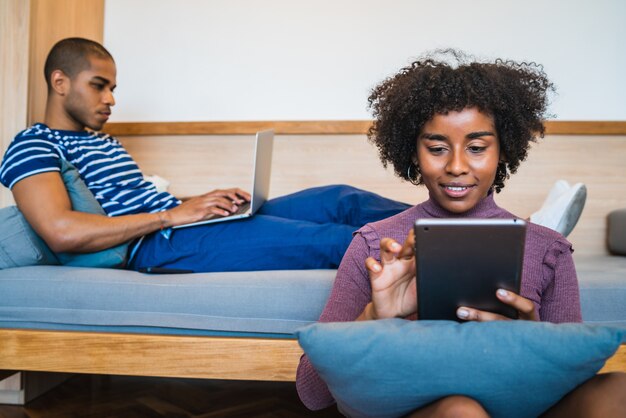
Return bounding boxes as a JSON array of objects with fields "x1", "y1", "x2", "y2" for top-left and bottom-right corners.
[{"x1": 13, "y1": 172, "x2": 250, "y2": 253}]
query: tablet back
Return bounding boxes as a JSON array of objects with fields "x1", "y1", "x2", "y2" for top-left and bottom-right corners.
[{"x1": 414, "y1": 218, "x2": 526, "y2": 321}]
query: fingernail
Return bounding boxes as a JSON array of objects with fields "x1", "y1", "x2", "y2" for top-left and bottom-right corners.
[
  {"x1": 391, "y1": 242, "x2": 402, "y2": 251},
  {"x1": 497, "y1": 289, "x2": 509, "y2": 298},
  {"x1": 372, "y1": 264, "x2": 381, "y2": 272},
  {"x1": 457, "y1": 308, "x2": 469, "y2": 319}
]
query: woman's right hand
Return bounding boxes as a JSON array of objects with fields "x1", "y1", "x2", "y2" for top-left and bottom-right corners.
[
  {"x1": 360, "y1": 230, "x2": 417, "y2": 320},
  {"x1": 163, "y1": 188, "x2": 250, "y2": 227}
]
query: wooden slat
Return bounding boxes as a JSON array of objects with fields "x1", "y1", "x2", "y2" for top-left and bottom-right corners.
[
  {"x1": 104, "y1": 120, "x2": 626, "y2": 136},
  {"x1": 0, "y1": 0, "x2": 29, "y2": 208},
  {"x1": 27, "y1": 0, "x2": 105, "y2": 125},
  {"x1": 545, "y1": 121, "x2": 626, "y2": 135},
  {"x1": 601, "y1": 344, "x2": 626, "y2": 374},
  {"x1": 1, "y1": 329, "x2": 624, "y2": 383},
  {"x1": 105, "y1": 120, "x2": 372, "y2": 136},
  {"x1": 0, "y1": 329, "x2": 303, "y2": 382}
]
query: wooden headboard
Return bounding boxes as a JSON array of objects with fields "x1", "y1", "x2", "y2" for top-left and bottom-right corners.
[{"x1": 118, "y1": 133, "x2": 626, "y2": 257}]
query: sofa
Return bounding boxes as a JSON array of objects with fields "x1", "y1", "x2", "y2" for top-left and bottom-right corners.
[{"x1": 1, "y1": 250, "x2": 626, "y2": 385}]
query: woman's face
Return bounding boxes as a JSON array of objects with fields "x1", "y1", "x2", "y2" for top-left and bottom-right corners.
[{"x1": 416, "y1": 107, "x2": 501, "y2": 214}]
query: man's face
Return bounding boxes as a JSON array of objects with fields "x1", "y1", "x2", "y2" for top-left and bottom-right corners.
[{"x1": 63, "y1": 56, "x2": 117, "y2": 131}]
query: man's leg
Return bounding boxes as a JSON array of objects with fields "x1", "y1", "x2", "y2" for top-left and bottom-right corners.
[
  {"x1": 259, "y1": 184, "x2": 411, "y2": 227},
  {"x1": 128, "y1": 214, "x2": 357, "y2": 272}
]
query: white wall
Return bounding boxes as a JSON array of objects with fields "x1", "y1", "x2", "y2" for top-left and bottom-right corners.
[{"x1": 104, "y1": 0, "x2": 626, "y2": 122}]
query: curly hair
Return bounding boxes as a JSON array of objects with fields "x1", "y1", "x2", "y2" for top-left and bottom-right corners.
[{"x1": 367, "y1": 49, "x2": 554, "y2": 192}]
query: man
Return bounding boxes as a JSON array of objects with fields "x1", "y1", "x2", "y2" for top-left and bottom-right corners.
[{"x1": 0, "y1": 37, "x2": 409, "y2": 272}]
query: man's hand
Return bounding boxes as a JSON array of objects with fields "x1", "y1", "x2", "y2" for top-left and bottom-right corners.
[
  {"x1": 358, "y1": 230, "x2": 418, "y2": 320},
  {"x1": 456, "y1": 289, "x2": 539, "y2": 322},
  {"x1": 163, "y1": 188, "x2": 250, "y2": 227}
]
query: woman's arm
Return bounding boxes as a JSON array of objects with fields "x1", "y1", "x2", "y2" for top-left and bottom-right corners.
[{"x1": 296, "y1": 234, "x2": 374, "y2": 410}]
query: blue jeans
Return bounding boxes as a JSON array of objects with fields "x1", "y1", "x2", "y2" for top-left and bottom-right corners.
[{"x1": 128, "y1": 185, "x2": 410, "y2": 272}]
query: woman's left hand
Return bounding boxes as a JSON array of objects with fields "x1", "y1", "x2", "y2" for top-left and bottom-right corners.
[{"x1": 456, "y1": 289, "x2": 539, "y2": 322}]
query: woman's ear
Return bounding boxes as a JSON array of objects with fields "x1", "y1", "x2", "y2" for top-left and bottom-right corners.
[{"x1": 50, "y1": 70, "x2": 69, "y2": 96}]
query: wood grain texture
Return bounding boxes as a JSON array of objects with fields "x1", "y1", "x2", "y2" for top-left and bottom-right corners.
[
  {"x1": 0, "y1": 330, "x2": 623, "y2": 384},
  {"x1": 104, "y1": 120, "x2": 626, "y2": 136},
  {"x1": 0, "y1": 330, "x2": 303, "y2": 382},
  {"x1": 27, "y1": 0, "x2": 105, "y2": 125},
  {"x1": 601, "y1": 345, "x2": 626, "y2": 374},
  {"x1": 0, "y1": 374, "x2": 344, "y2": 417},
  {"x1": 0, "y1": 0, "x2": 29, "y2": 208},
  {"x1": 118, "y1": 133, "x2": 626, "y2": 257}
]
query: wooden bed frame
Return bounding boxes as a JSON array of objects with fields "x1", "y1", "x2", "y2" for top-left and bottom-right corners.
[{"x1": 1, "y1": 329, "x2": 625, "y2": 382}]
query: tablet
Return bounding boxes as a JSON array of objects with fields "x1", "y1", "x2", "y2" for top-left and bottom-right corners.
[{"x1": 414, "y1": 218, "x2": 526, "y2": 321}]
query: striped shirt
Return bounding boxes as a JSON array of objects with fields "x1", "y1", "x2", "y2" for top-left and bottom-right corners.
[{"x1": 0, "y1": 123, "x2": 180, "y2": 216}]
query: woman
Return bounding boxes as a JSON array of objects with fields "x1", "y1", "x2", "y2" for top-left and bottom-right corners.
[{"x1": 296, "y1": 50, "x2": 625, "y2": 417}]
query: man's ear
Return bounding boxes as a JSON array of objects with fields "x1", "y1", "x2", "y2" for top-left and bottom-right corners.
[{"x1": 50, "y1": 70, "x2": 70, "y2": 96}]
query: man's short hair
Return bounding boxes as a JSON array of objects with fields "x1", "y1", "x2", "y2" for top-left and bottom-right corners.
[{"x1": 44, "y1": 37, "x2": 114, "y2": 90}]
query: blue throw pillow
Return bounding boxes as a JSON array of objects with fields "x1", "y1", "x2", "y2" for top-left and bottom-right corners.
[
  {"x1": 55, "y1": 160, "x2": 129, "y2": 268},
  {"x1": 296, "y1": 319, "x2": 625, "y2": 418},
  {"x1": 0, "y1": 206, "x2": 59, "y2": 268},
  {"x1": 0, "y1": 160, "x2": 128, "y2": 269}
]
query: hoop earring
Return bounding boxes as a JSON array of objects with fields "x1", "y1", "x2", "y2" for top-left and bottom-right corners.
[{"x1": 407, "y1": 164, "x2": 420, "y2": 186}]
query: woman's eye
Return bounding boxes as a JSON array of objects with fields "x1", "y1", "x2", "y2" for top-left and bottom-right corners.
[
  {"x1": 428, "y1": 147, "x2": 446, "y2": 154},
  {"x1": 468, "y1": 146, "x2": 486, "y2": 153}
]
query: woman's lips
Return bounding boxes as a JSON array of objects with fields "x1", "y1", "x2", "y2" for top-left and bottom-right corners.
[{"x1": 440, "y1": 184, "x2": 475, "y2": 198}]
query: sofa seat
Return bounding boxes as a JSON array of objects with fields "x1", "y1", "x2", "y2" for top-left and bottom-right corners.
[
  {"x1": 575, "y1": 254, "x2": 626, "y2": 328},
  {"x1": 0, "y1": 266, "x2": 336, "y2": 336},
  {"x1": 0, "y1": 256, "x2": 624, "y2": 337}
]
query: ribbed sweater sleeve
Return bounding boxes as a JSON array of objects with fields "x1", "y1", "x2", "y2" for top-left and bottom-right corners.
[{"x1": 296, "y1": 233, "x2": 375, "y2": 410}]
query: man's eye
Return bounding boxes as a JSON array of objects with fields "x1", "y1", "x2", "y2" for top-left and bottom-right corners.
[{"x1": 91, "y1": 83, "x2": 104, "y2": 90}]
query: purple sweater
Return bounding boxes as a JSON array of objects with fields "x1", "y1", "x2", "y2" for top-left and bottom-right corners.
[{"x1": 296, "y1": 193, "x2": 582, "y2": 410}]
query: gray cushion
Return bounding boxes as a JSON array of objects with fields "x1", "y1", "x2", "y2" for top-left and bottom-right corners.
[
  {"x1": 0, "y1": 206, "x2": 59, "y2": 268},
  {"x1": 0, "y1": 266, "x2": 336, "y2": 334},
  {"x1": 607, "y1": 209, "x2": 626, "y2": 255},
  {"x1": 54, "y1": 160, "x2": 129, "y2": 267},
  {"x1": 0, "y1": 161, "x2": 128, "y2": 269},
  {"x1": 575, "y1": 254, "x2": 626, "y2": 328}
]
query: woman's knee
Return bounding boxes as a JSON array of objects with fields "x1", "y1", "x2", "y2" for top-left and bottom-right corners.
[
  {"x1": 542, "y1": 372, "x2": 626, "y2": 418},
  {"x1": 408, "y1": 395, "x2": 489, "y2": 418},
  {"x1": 435, "y1": 396, "x2": 489, "y2": 418}
]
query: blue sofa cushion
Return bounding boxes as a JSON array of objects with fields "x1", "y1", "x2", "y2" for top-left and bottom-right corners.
[
  {"x1": 0, "y1": 266, "x2": 336, "y2": 334},
  {"x1": 54, "y1": 160, "x2": 129, "y2": 267},
  {"x1": 296, "y1": 319, "x2": 625, "y2": 418},
  {"x1": 0, "y1": 160, "x2": 128, "y2": 269},
  {"x1": 0, "y1": 206, "x2": 59, "y2": 268}
]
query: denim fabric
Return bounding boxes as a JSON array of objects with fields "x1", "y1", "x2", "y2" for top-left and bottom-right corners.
[{"x1": 129, "y1": 185, "x2": 410, "y2": 272}]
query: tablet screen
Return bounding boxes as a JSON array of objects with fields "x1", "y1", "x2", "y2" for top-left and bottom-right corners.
[{"x1": 414, "y1": 218, "x2": 526, "y2": 321}]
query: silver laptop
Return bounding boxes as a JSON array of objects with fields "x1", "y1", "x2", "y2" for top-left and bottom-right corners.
[{"x1": 172, "y1": 129, "x2": 274, "y2": 229}]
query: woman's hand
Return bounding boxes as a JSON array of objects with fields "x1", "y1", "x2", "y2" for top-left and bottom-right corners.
[
  {"x1": 456, "y1": 289, "x2": 539, "y2": 322},
  {"x1": 360, "y1": 230, "x2": 417, "y2": 320},
  {"x1": 163, "y1": 188, "x2": 251, "y2": 227}
]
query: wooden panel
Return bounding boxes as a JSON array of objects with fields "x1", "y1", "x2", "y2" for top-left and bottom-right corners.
[
  {"x1": 601, "y1": 345, "x2": 626, "y2": 374},
  {"x1": 105, "y1": 120, "x2": 626, "y2": 136},
  {"x1": 0, "y1": 330, "x2": 303, "y2": 382},
  {"x1": 118, "y1": 134, "x2": 626, "y2": 257},
  {"x1": 0, "y1": 0, "x2": 29, "y2": 208},
  {"x1": 0, "y1": 330, "x2": 624, "y2": 382},
  {"x1": 28, "y1": 0, "x2": 105, "y2": 125}
]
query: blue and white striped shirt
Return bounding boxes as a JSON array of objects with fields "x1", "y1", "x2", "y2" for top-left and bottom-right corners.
[{"x1": 0, "y1": 124, "x2": 180, "y2": 216}]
